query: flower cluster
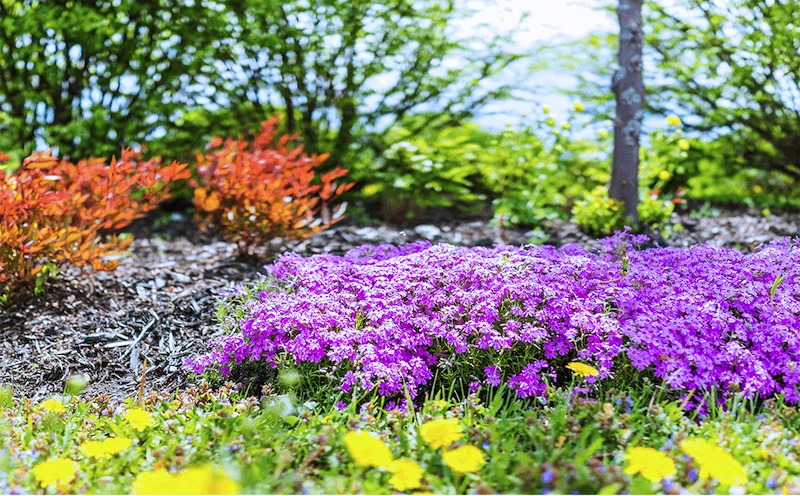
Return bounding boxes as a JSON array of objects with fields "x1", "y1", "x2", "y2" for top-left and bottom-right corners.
[{"x1": 186, "y1": 232, "x2": 800, "y2": 404}]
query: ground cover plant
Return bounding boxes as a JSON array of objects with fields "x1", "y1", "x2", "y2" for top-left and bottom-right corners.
[
  {"x1": 187, "y1": 232, "x2": 800, "y2": 408},
  {"x1": 3, "y1": 378, "x2": 800, "y2": 494}
]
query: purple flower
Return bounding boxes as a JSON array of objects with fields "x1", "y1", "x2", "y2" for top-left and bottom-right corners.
[
  {"x1": 484, "y1": 366, "x2": 501, "y2": 387},
  {"x1": 183, "y1": 235, "x2": 800, "y2": 410}
]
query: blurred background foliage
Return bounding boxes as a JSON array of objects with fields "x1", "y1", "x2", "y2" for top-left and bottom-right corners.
[{"x1": 0, "y1": 0, "x2": 797, "y2": 231}]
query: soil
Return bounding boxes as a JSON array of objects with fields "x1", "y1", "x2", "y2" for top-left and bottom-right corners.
[{"x1": 1, "y1": 207, "x2": 798, "y2": 403}]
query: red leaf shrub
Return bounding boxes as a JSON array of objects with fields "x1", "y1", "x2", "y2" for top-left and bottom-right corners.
[
  {"x1": 192, "y1": 117, "x2": 353, "y2": 254},
  {"x1": 0, "y1": 149, "x2": 189, "y2": 300}
]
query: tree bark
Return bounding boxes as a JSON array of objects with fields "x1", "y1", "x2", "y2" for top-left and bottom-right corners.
[{"x1": 610, "y1": 0, "x2": 645, "y2": 225}]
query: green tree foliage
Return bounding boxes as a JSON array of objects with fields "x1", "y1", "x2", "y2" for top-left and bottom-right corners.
[
  {"x1": 0, "y1": 0, "x2": 226, "y2": 160},
  {"x1": 192, "y1": 0, "x2": 521, "y2": 167},
  {"x1": 645, "y1": 0, "x2": 800, "y2": 181}
]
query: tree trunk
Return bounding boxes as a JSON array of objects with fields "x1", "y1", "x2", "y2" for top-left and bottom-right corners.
[{"x1": 610, "y1": 0, "x2": 645, "y2": 225}]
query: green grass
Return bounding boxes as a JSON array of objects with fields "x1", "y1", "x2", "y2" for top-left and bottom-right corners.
[{"x1": 2, "y1": 377, "x2": 800, "y2": 494}]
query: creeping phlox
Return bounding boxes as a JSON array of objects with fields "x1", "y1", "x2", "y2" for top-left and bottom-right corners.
[{"x1": 187, "y1": 233, "x2": 800, "y2": 406}]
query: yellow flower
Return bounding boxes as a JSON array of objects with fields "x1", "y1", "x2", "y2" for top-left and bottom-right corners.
[
  {"x1": 677, "y1": 139, "x2": 690, "y2": 151},
  {"x1": 442, "y1": 445, "x2": 486, "y2": 474},
  {"x1": 124, "y1": 408, "x2": 154, "y2": 431},
  {"x1": 566, "y1": 362, "x2": 599, "y2": 377},
  {"x1": 40, "y1": 398, "x2": 65, "y2": 413},
  {"x1": 753, "y1": 185, "x2": 763, "y2": 194},
  {"x1": 543, "y1": 105, "x2": 551, "y2": 115},
  {"x1": 574, "y1": 102, "x2": 585, "y2": 112},
  {"x1": 102, "y1": 437, "x2": 133, "y2": 455},
  {"x1": 388, "y1": 459, "x2": 425, "y2": 491},
  {"x1": 658, "y1": 170, "x2": 671, "y2": 181},
  {"x1": 81, "y1": 437, "x2": 132, "y2": 459},
  {"x1": 562, "y1": 123, "x2": 571, "y2": 130},
  {"x1": 419, "y1": 418, "x2": 463, "y2": 450},
  {"x1": 132, "y1": 466, "x2": 238, "y2": 495},
  {"x1": 624, "y1": 447, "x2": 677, "y2": 483},
  {"x1": 80, "y1": 440, "x2": 106, "y2": 459},
  {"x1": 32, "y1": 458, "x2": 78, "y2": 488},
  {"x1": 344, "y1": 430, "x2": 393, "y2": 467},
  {"x1": 680, "y1": 439, "x2": 747, "y2": 486},
  {"x1": 666, "y1": 114, "x2": 682, "y2": 126}
]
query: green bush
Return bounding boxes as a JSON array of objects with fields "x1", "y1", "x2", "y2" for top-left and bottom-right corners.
[
  {"x1": 354, "y1": 120, "x2": 487, "y2": 222},
  {"x1": 571, "y1": 186, "x2": 625, "y2": 236}
]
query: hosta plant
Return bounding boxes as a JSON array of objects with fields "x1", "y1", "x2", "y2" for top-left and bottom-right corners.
[
  {"x1": 192, "y1": 117, "x2": 353, "y2": 255},
  {"x1": 0, "y1": 149, "x2": 189, "y2": 301}
]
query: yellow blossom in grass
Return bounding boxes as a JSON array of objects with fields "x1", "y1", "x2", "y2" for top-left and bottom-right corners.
[
  {"x1": 102, "y1": 437, "x2": 133, "y2": 455},
  {"x1": 344, "y1": 430, "x2": 394, "y2": 467},
  {"x1": 666, "y1": 114, "x2": 682, "y2": 126},
  {"x1": 677, "y1": 139, "x2": 690, "y2": 151},
  {"x1": 680, "y1": 439, "x2": 747, "y2": 486},
  {"x1": 81, "y1": 437, "x2": 132, "y2": 459},
  {"x1": 40, "y1": 398, "x2": 65, "y2": 413},
  {"x1": 132, "y1": 466, "x2": 238, "y2": 495},
  {"x1": 624, "y1": 447, "x2": 677, "y2": 483},
  {"x1": 442, "y1": 445, "x2": 486, "y2": 474},
  {"x1": 566, "y1": 362, "x2": 599, "y2": 377},
  {"x1": 419, "y1": 418, "x2": 464, "y2": 450},
  {"x1": 574, "y1": 102, "x2": 585, "y2": 112},
  {"x1": 753, "y1": 185, "x2": 763, "y2": 194},
  {"x1": 124, "y1": 408, "x2": 154, "y2": 431},
  {"x1": 32, "y1": 458, "x2": 78, "y2": 488},
  {"x1": 80, "y1": 440, "x2": 106, "y2": 460},
  {"x1": 658, "y1": 170, "x2": 671, "y2": 181},
  {"x1": 388, "y1": 459, "x2": 425, "y2": 491}
]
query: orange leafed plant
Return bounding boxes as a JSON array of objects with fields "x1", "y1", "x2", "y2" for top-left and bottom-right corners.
[
  {"x1": 192, "y1": 117, "x2": 353, "y2": 254},
  {"x1": 0, "y1": 149, "x2": 189, "y2": 300}
]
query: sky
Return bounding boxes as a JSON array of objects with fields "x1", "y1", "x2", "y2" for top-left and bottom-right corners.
[{"x1": 460, "y1": 0, "x2": 615, "y2": 129}]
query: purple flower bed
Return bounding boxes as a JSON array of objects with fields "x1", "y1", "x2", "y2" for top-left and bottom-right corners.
[{"x1": 185, "y1": 233, "x2": 800, "y2": 402}]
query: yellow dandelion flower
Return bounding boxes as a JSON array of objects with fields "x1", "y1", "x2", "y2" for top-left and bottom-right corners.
[
  {"x1": 344, "y1": 430, "x2": 393, "y2": 467},
  {"x1": 388, "y1": 459, "x2": 425, "y2": 491},
  {"x1": 40, "y1": 398, "x2": 65, "y2": 413},
  {"x1": 124, "y1": 408, "x2": 154, "y2": 431},
  {"x1": 81, "y1": 437, "x2": 132, "y2": 459},
  {"x1": 419, "y1": 418, "x2": 463, "y2": 450},
  {"x1": 178, "y1": 466, "x2": 239, "y2": 494},
  {"x1": 666, "y1": 115, "x2": 682, "y2": 126},
  {"x1": 133, "y1": 469, "x2": 174, "y2": 494},
  {"x1": 681, "y1": 439, "x2": 747, "y2": 486},
  {"x1": 442, "y1": 445, "x2": 486, "y2": 474},
  {"x1": 624, "y1": 447, "x2": 677, "y2": 483},
  {"x1": 574, "y1": 102, "x2": 585, "y2": 112},
  {"x1": 753, "y1": 185, "x2": 763, "y2": 194},
  {"x1": 32, "y1": 458, "x2": 78, "y2": 488},
  {"x1": 677, "y1": 139, "x2": 690, "y2": 151},
  {"x1": 102, "y1": 437, "x2": 132, "y2": 455},
  {"x1": 658, "y1": 170, "x2": 671, "y2": 181},
  {"x1": 132, "y1": 466, "x2": 238, "y2": 495},
  {"x1": 80, "y1": 440, "x2": 107, "y2": 460},
  {"x1": 566, "y1": 362, "x2": 599, "y2": 377}
]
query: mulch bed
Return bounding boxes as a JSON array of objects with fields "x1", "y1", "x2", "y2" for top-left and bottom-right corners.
[{"x1": 1, "y1": 208, "x2": 797, "y2": 403}]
